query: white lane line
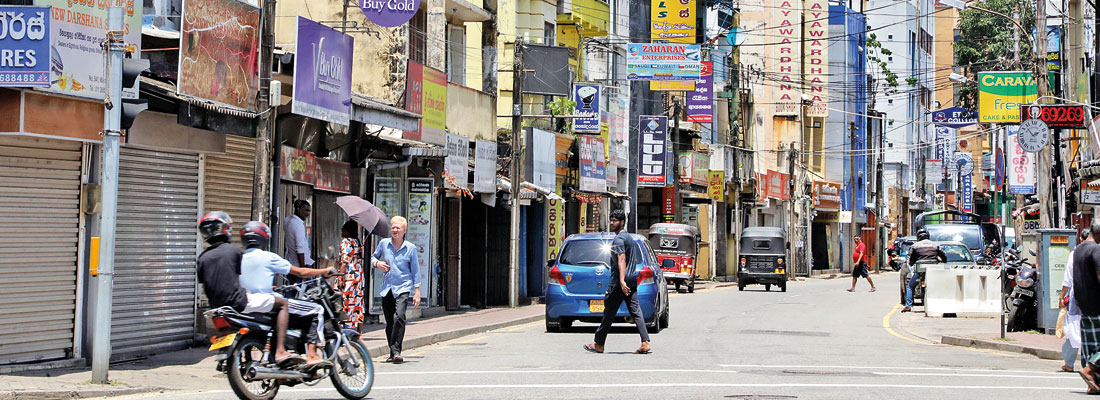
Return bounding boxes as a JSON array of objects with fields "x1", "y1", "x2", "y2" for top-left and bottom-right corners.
[
  {"x1": 718, "y1": 364, "x2": 1065, "y2": 375},
  {"x1": 377, "y1": 369, "x2": 738, "y2": 375},
  {"x1": 871, "y1": 372, "x2": 1079, "y2": 380},
  {"x1": 203, "y1": 382, "x2": 1080, "y2": 393}
]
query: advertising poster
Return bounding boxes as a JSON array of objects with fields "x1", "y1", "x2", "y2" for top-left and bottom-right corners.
[
  {"x1": 292, "y1": 17, "x2": 353, "y2": 126},
  {"x1": 406, "y1": 178, "x2": 434, "y2": 307},
  {"x1": 1008, "y1": 128, "x2": 1037, "y2": 194},
  {"x1": 651, "y1": 0, "x2": 695, "y2": 42},
  {"x1": 572, "y1": 83, "x2": 601, "y2": 133},
  {"x1": 530, "y1": 128, "x2": 556, "y2": 189},
  {"x1": 1047, "y1": 243, "x2": 1070, "y2": 309},
  {"x1": 374, "y1": 177, "x2": 402, "y2": 220},
  {"x1": 626, "y1": 43, "x2": 701, "y2": 81},
  {"x1": 803, "y1": 0, "x2": 828, "y2": 117},
  {"x1": 578, "y1": 136, "x2": 606, "y2": 192},
  {"x1": 978, "y1": 71, "x2": 1038, "y2": 123},
  {"x1": 638, "y1": 116, "x2": 668, "y2": 187},
  {"x1": 772, "y1": 0, "x2": 801, "y2": 115},
  {"x1": 40, "y1": 0, "x2": 141, "y2": 98},
  {"x1": 178, "y1": 0, "x2": 260, "y2": 111},
  {"x1": 0, "y1": 6, "x2": 50, "y2": 87},
  {"x1": 709, "y1": 171, "x2": 724, "y2": 201},
  {"x1": 925, "y1": 159, "x2": 943, "y2": 182},
  {"x1": 473, "y1": 140, "x2": 496, "y2": 193},
  {"x1": 444, "y1": 133, "x2": 469, "y2": 188},
  {"x1": 281, "y1": 146, "x2": 316, "y2": 184},
  {"x1": 686, "y1": 61, "x2": 713, "y2": 123}
]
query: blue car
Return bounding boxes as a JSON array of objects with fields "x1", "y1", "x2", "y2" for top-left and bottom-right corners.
[{"x1": 545, "y1": 233, "x2": 670, "y2": 333}]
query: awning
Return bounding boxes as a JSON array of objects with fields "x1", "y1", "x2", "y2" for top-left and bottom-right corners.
[
  {"x1": 498, "y1": 178, "x2": 564, "y2": 200},
  {"x1": 1087, "y1": 178, "x2": 1100, "y2": 188},
  {"x1": 352, "y1": 93, "x2": 421, "y2": 132},
  {"x1": 445, "y1": 0, "x2": 492, "y2": 22},
  {"x1": 141, "y1": 76, "x2": 261, "y2": 118}
]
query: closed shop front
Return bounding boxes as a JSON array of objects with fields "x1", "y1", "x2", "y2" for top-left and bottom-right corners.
[
  {"x1": 203, "y1": 135, "x2": 256, "y2": 227},
  {"x1": 112, "y1": 147, "x2": 201, "y2": 358},
  {"x1": 0, "y1": 136, "x2": 84, "y2": 364}
]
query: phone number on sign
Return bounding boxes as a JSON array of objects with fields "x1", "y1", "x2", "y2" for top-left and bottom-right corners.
[{"x1": 0, "y1": 72, "x2": 48, "y2": 84}]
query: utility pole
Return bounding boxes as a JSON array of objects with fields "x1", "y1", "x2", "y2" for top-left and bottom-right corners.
[
  {"x1": 254, "y1": 0, "x2": 276, "y2": 224},
  {"x1": 875, "y1": 111, "x2": 885, "y2": 272},
  {"x1": 787, "y1": 142, "x2": 797, "y2": 277},
  {"x1": 508, "y1": 39, "x2": 524, "y2": 308},
  {"x1": 1036, "y1": 0, "x2": 1053, "y2": 229},
  {"x1": 91, "y1": 6, "x2": 125, "y2": 384}
]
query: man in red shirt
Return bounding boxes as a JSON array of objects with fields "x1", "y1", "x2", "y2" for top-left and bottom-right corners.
[{"x1": 847, "y1": 236, "x2": 876, "y2": 292}]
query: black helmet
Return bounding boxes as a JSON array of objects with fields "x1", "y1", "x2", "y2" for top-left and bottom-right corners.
[
  {"x1": 241, "y1": 221, "x2": 271, "y2": 249},
  {"x1": 199, "y1": 211, "x2": 232, "y2": 244},
  {"x1": 916, "y1": 229, "x2": 930, "y2": 241}
]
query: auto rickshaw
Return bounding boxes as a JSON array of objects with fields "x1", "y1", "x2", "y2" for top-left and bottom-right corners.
[
  {"x1": 737, "y1": 227, "x2": 788, "y2": 292},
  {"x1": 647, "y1": 223, "x2": 700, "y2": 293}
]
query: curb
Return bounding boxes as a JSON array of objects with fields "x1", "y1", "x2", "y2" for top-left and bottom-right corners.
[
  {"x1": 364, "y1": 313, "x2": 544, "y2": 358},
  {"x1": 0, "y1": 386, "x2": 161, "y2": 400},
  {"x1": 941, "y1": 335, "x2": 1061, "y2": 360}
]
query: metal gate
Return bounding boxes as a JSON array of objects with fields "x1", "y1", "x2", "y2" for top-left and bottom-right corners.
[
  {"x1": 112, "y1": 147, "x2": 201, "y2": 358},
  {"x1": 202, "y1": 135, "x2": 255, "y2": 227},
  {"x1": 0, "y1": 136, "x2": 83, "y2": 364}
]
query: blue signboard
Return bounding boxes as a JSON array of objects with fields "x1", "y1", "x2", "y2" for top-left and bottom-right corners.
[
  {"x1": 626, "y1": 43, "x2": 701, "y2": 81},
  {"x1": 0, "y1": 6, "x2": 50, "y2": 87},
  {"x1": 572, "y1": 82, "x2": 601, "y2": 133},
  {"x1": 931, "y1": 107, "x2": 978, "y2": 129},
  {"x1": 961, "y1": 173, "x2": 973, "y2": 213}
]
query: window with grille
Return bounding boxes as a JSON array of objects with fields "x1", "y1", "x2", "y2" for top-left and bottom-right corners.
[
  {"x1": 448, "y1": 24, "x2": 466, "y2": 85},
  {"x1": 409, "y1": 8, "x2": 427, "y2": 64}
]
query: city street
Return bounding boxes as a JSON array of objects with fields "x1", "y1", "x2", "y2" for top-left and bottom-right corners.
[{"x1": 111, "y1": 274, "x2": 1084, "y2": 400}]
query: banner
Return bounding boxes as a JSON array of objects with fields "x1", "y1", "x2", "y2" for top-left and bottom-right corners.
[
  {"x1": 925, "y1": 159, "x2": 943, "y2": 182},
  {"x1": 572, "y1": 82, "x2": 601, "y2": 133},
  {"x1": 444, "y1": 133, "x2": 469, "y2": 189},
  {"x1": 41, "y1": 0, "x2": 141, "y2": 98},
  {"x1": 651, "y1": 0, "x2": 695, "y2": 42},
  {"x1": 686, "y1": 61, "x2": 713, "y2": 123},
  {"x1": 0, "y1": 6, "x2": 50, "y2": 87},
  {"x1": 978, "y1": 71, "x2": 1038, "y2": 123},
  {"x1": 709, "y1": 171, "x2": 725, "y2": 201},
  {"x1": 802, "y1": 0, "x2": 828, "y2": 117},
  {"x1": 1008, "y1": 127, "x2": 1037, "y2": 194},
  {"x1": 961, "y1": 173, "x2": 973, "y2": 213},
  {"x1": 626, "y1": 43, "x2": 701, "y2": 81},
  {"x1": 473, "y1": 140, "x2": 496, "y2": 193},
  {"x1": 932, "y1": 107, "x2": 978, "y2": 128},
  {"x1": 178, "y1": 0, "x2": 259, "y2": 111},
  {"x1": 292, "y1": 17, "x2": 353, "y2": 125},
  {"x1": 578, "y1": 136, "x2": 606, "y2": 192},
  {"x1": 405, "y1": 61, "x2": 447, "y2": 145},
  {"x1": 772, "y1": 0, "x2": 801, "y2": 115},
  {"x1": 406, "y1": 178, "x2": 433, "y2": 306},
  {"x1": 650, "y1": 80, "x2": 694, "y2": 91},
  {"x1": 638, "y1": 116, "x2": 668, "y2": 187}
]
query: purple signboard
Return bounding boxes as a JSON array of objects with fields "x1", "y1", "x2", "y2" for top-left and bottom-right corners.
[
  {"x1": 292, "y1": 17, "x2": 353, "y2": 125},
  {"x1": 686, "y1": 61, "x2": 713, "y2": 123},
  {"x1": 572, "y1": 82, "x2": 601, "y2": 133},
  {"x1": 638, "y1": 116, "x2": 668, "y2": 187},
  {"x1": 360, "y1": 0, "x2": 420, "y2": 27}
]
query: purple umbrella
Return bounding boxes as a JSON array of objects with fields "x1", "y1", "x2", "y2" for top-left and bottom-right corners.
[{"x1": 335, "y1": 196, "x2": 391, "y2": 238}]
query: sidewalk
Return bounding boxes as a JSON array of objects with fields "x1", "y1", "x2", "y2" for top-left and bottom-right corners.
[
  {"x1": 1, "y1": 304, "x2": 544, "y2": 399},
  {"x1": 892, "y1": 305, "x2": 1063, "y2": 361}
]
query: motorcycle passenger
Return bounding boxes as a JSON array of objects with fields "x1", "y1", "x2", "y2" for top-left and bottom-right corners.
[
  {"x1": 196, "y1": 212, "x2": 303, "y2": 365},
  {"x1": 901, "y1": 229, "x2": 945, "y2": 313},
  {"x1": 239, "y1": 221, "x2": 335, "y2": 369}
]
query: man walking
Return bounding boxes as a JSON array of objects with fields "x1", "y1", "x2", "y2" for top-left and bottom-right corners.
[
  {"x1": 371, "y1": 216, "x2": 421, "y2": 364},
  {"x1": 1060, "y1": 228, "x2": 1091, "y2": 372},
  {"x1": 584, "y1": 210, "x2": 651, "y2": 355},
  {"x1": 1075, "y1": 219, "x2": 1100, "y2": 394},
  {"x1": 848, "y1": 235, "x2": 876, "y2": 292}
]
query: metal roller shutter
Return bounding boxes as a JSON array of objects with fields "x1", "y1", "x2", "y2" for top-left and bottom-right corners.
[
  {"x1": 0, "y1": 136, "x2": 82, "y2": 364},
  {"x1": 203, "y1": 135, "x2": 255, "y2": 227},
  {"x1": 113, "y1": 147, "x2": 201, "y2": 358}
]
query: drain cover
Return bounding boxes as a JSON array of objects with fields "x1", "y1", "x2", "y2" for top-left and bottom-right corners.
[{"x1": 725, "y1": 395, "x2": 797, "y2": 399}]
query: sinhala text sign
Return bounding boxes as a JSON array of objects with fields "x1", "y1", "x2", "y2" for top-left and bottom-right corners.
[
  {"x1": 0, "y1": 6, "x2": 50, "y2": 87},
  {"x1": 41, "y1": 0, "x2": 141, "y2": 98}
]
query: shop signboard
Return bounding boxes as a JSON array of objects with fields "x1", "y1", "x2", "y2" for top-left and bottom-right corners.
[
  {"x1": 977, "y1": 71, "x2": 1037, "y2": 123},
  {"x1": 178, "y1": 0, "x2": 260, "y2": 111},
  {"x1": 626, "y1": 43, "x2": 701, "y2": 81},
  {"x1": 686, "y1": 62, "x2": 713, "y2": 123},
  {"x1": 931, "y1": 107, "x2": 978, "y2": 129},
  {"x1": 281, "y1": 146, "x2": 316, "y2": 185},
  {"x1": 406, "y1": 178, "x2": 433, "y2": 306},
  {"x1": 767, "y1": 170, "x2": 789, "y2": 201},
  {"x1": 292, "y1": 17, "x2": 353, "y2": 126},
  {"x1": 651, "y1": 0, "x2": 695, "y2": 43},
  {"x1": 925, "y1": 159, "x2": 943, "y2": 182},
  {"x1": 709, "y1": 170, "x2": 724, "y2": 201},
  {"x1": 547, "y1": 197, "x2": 564, "y2": 260},
  {"x1": 0, "y1": 6, "x2": 50, "y2": 87},
  {"x1": 405, "y1": 61, "x2": 447, "y2": 145},
  {"x1": 572, "y1": 83, "x2": 601, "y2": 133},
  {"x1": 314, "y1": 158, "x2": 351, "y2": 193},
  {"x1": 678, "y1": 152, "x2": 708, "y2": 185},
  {"x1": 638, "y1": 116, "x2": 668, "y2": 187},
  {"x1": 473, "y1": 140, "x2": 496, "y2": 193},
  {"x1": 578, "y1": 136, "x2": 606, "y2": 193},
  {"x1": 528, "y1": 128, "x2": 556, "y2": 189},
  {"x1": 650, "y1": 80, "x2": 694, "y2": 91},
  {"x1": 961, "y1": 173, "x2": 973, "y2": 213},
  {"x1": 40, "y1": 0, "x2": 141, "y2": 97},
  {"x1": 1082, "y1": 189, "x2": 1100, "y2": 205},
  {"x1": 812, "y1": 181, "x2": 842, "y2": 211},
  {"x1": 444, "y1": 133, "x2": 469, "y2": 189},
  {"x1": 803, "y1": 0, "x2": 828, "y2": 117},
  {"x1": 662, "y1": 187, "x2": 675, "y2": 221},
  {"x1": 1008, "y1": 128, "x2": 1036, "y2": 194},
  {"x1": 772, "y1": 0, "x2": 800, "y2": 116},
  {"x1": 1019, "y1": 104, "x2": 1088, "y2": 129},
  {"x1": 360, "y1": 0, "x2": 420, "y2": 27},
  {"x1": 374, "y1": 177, "x2": 401, "y2": 220},
  {"x1": 403, "y1": 61, "x2": 424, "y2": 140}
]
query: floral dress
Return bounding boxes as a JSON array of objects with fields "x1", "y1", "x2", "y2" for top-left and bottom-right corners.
[{"x1": 340, "y1": 238, "x2": 365, "y2": 329}]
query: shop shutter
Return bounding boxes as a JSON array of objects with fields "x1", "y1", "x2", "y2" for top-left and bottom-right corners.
[
  {"x1": 0, "y1": 136, "x2": 82, "y2": 364},
  {"x1": 112, "y1": 147, "x2": 200, "y2": 358},
  {"x1": 203, "y1": 135, "x2": 255, "y2": 227}
]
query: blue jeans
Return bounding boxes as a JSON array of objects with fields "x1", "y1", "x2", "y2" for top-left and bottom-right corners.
[{"x1": 904, "y1": 272, "x2": 920, "y2": 308}]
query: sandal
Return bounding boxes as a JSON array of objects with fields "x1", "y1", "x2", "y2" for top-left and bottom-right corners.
[
  {"x1": 275, "y1": 354, "x2": 305, "y2": 367},
  {"x1": 302, "y1": 359, "x2": 333, "y2": 371},
  {"x1": 846, "y1": 289, "x2": 854, "y2": 292},
  {"x1": 583, "y1": 344, "x2": 603, "y2": 354},
  {"x1": 1080, "y1": 371, "x2": 1100, "y2": 392},
  {"x1": 633, "y1": 348, "x2": 651, "y2": 354}
]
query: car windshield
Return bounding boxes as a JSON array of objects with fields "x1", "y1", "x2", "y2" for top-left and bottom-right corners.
[
  {"x1": 941, "y1": 244, "x2": 973, "y2": 262},
  {"x1": 559, "y1": 238, "x2": 645, "y2": 267},
  {"x1": 925, "y1": 225, "x2": 981, "y2": 250}
]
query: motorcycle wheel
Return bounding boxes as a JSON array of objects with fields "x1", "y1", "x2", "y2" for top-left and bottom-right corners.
[
  {"x1": 331, "y1": 339, "x2": 374, "y2": 399},
  {"x1": 227, "y1": 336, "x2": 279, "y2": 400}
]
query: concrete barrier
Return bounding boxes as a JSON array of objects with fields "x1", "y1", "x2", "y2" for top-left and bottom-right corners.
[{"x1": 924, "y1": 265, "x2": 1001, "y2": 318}]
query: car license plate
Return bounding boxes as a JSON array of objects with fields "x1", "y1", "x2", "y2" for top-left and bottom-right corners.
[
  {"x1": 1017, "y1": 288, "x2": 1034, "y2": 297},
  {"x1": 589, "y1": 299, "x2": 604, "y2": 313},
  {"x1": 209, "y1": 333, "x2": 236, "y2": 351}
]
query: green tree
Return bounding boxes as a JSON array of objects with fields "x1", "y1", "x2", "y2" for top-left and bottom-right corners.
[
  {"x1": 954, "y1": 0, "x2": 1035, "y2": 109},
  {"x1": 866, "y1": 31, "x2": 901, "y2": 109}
]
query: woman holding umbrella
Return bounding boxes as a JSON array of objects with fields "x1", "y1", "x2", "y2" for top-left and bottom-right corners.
[{"x1": 338, "y1": 220, "x2": 365, "y2": 331}]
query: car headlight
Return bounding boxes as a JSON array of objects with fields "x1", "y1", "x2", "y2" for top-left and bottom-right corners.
[{"x1": 1017, "y1": 275, "x2": 1035, "y2": 288}]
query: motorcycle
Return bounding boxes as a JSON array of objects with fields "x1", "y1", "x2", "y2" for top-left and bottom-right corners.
[
  {"x1": 1005, "y1": 248, "x2": 1039, "y2": 332},
  {"x1": 887, "y1": 249, "x2": 903, "y2": 272},
  {"x1": 204, "y1": 275, "x2": 373, "y2": 400}
]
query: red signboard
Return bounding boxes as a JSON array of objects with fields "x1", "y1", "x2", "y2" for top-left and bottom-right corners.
[
  {"x1": 282, "y1": 146, "x2": 316, "y2": 184},
  {"x1": 315, "y1": 158, "x2": 351, "y2": 193},
  {"x1": 1019, "y1": 104, "x2": 1088, "y2": 129},
  {"x1": 662, "y1": 187, "x2": 676, "y2": 221},
  {"x1": 767, "y1": 170, "x2": 790, "y2": 201}
]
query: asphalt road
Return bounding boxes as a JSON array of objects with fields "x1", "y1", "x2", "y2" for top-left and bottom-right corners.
[{"x1": 118, "y1": 274, "x2": 1088, "y2": 399}]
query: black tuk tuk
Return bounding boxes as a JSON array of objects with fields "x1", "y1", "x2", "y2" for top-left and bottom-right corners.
[
  {"x1": 647, "y1": 223, "x2": 700, "y2": 293},
  {"x1": 737, "y1": 227, "x2": 788, "y2": 292}
]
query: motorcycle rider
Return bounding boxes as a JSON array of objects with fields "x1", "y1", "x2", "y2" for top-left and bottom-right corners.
[
  {"x1": 196, "y1": 212, "x2": 302, "y2": 365},
  {"x1": 239, "y1": 221, "x2": 335, "y2": 369},
  {"x1": 901, "y1": 229, "x2": 945, "y2": 312}
]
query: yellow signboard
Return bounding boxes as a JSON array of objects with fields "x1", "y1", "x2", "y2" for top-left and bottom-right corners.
[
  {"x1": 651, "y1": 0, "x2": 696, "y2": 43},
  {"x1": 978, "y1": 71, "x2": 1038, "y2": 123},
  {"x1": 650, "y1": 80, "x2": 696, "y2": 91},
  {"x1": 709, "y1": 171, "x2": 725, "y2": 201}
]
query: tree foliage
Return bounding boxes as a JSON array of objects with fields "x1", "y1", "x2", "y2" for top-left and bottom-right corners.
[{"x1": 954, "y1": 0, "x2": 1035, "y2": 109}]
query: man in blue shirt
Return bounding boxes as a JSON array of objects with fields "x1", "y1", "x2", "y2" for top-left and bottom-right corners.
[
  {"x1": 371, "y1": 216, "x2": 420, "y2": 363},
  {"x1": 584, "y1": 209, "x2": 651, "y2": 355},
  {"x1": 240, "y1": 221, "x2": 334, "y2": 368}
]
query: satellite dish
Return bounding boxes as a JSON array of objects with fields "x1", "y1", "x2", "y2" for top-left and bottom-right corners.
[{"x1": 727, "y1": 27, "x2": 747, "y2": 46}]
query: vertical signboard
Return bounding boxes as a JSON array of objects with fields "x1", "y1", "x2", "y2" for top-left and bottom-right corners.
[
  {"x1": 638, "y1": 116, "x2": 668, "y2": 187},
  {"x1": 473, "y1": 140, "x2": 496, "y2": 193},
  {"x1": 421, "y1": 66, "x2": 448, "y2": 145},
  {"x1": 572, "y1": 83, "x2": 601, "y2": 133},
  {"x1": 978, "y1": 71, "x2": 1038, "y2": 123},
  {"x1": 709, "y1": 170, "x2": 725, "y2": 201},
  {"x1": 578, "y1": 136, "x2": 606, "y2": 192},
  {"x1": 374, "y1": 177, "x2": 402, "y2": 219},
  {"x1": 662, "y1": 187, "x2": 676, "y2": 222},
  {"x1": 178, "y1": 0, "x2": 259, "y2": 111},
  {"x1": 773, "y1": 0, "x2": 801, "y2": 115},
  {"x1": 42, "y1": 0, "x2": 141, "y2": 98},
  {"x1": 444, "y1": 133, "x2": 469, "y2": 188},
  {"x1": 686, "y1": 61, "x2": 713, "y2": 123},
  {"x1": 529, "y1": 128, "x2": 556, "y2": 189},
  {"x1": 406, "y1": 178, "x2": 433, "y2": 307},
  {"x1": 404, "y1": 61, "x2": 425, "y2": 140},
  {"x1": 0, "y1": 6, "x2": 50, "y2": 87},
  {"x1": 651, "y1": 0, "x2": 696, "y2": 43},
  {"x1": 547, "y1": 197, "x2": 564, "y2": 260},
  {"x1": 961, "y1": 173, "x2": 973, "y2": 213},
  {"x1": 803, "y1": 0, "x2": 828, "y2": 117},
  {"x1": 292, "y1": 17, "x2": 353, "y2": 125},
  {"x1": 1008, "y1": 127, "x2": 1037, "y2": 194}
]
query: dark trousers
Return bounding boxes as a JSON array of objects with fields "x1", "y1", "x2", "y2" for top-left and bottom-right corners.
[
  {"x1": 594, "y1": 286, "x2": 650, "y2": 346},
  {"x1": 381, "y1": 292, "x2": 409, "y2": 356}
]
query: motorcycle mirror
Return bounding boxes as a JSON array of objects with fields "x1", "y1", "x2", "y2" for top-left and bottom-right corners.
[{"x1": 1029, "y1": 249, "x2": 1037, "y2": 256}]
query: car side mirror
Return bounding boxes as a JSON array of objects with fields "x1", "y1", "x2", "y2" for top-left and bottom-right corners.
[
  {"x1": 661, "y1": 259, "x2": 675, "y2": 270},
  {"x1": 546, "y1": 258, "x2": 557, "y2": 268}
]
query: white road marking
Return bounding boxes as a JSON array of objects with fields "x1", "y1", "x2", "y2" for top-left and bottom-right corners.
[
  {"x1": 200, "y1": 382, "x2": 1080, "y2": 393},
  {"x1": 718, "y1": 364, "x2": 1066, "y2": 375},
  {"x1": 376, "y1": 369, "x2": 739, "y2": 375},
  {"x1": 871, "y1": 372, "x2": 1078, "y2": 380}
]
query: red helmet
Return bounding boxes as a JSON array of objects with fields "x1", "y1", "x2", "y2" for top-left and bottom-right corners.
[
  {"x1": 240, "y1": 221, "x2": 271, "y2": 249},
  {"x1": 199, "y1": 211, "x2": 232, "y2": 243}
]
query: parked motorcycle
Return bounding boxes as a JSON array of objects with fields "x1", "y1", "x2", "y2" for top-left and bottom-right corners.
[
  {"x1": 887, "y1": 249, "x2": 903, "y2": 272},
  {"x1": 1005, "y1": 248, "x2": 1038, "y2": 332},
  {"x1": 205, "y1": 276, "x2": 373, "y2": 400}
]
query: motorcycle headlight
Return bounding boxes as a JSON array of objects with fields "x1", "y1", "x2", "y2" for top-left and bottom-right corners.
[{"x1": 1017, "y1": 275, "x2": 1035, "y2": 288}]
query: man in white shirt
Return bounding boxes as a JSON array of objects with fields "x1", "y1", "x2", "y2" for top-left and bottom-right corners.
[
  {"x1": 284, "y1": 200, "x2": 314, "y2": 271},
  {"x1": 1062, "y1": 228, "x2": 1091, "y2": 372}
]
